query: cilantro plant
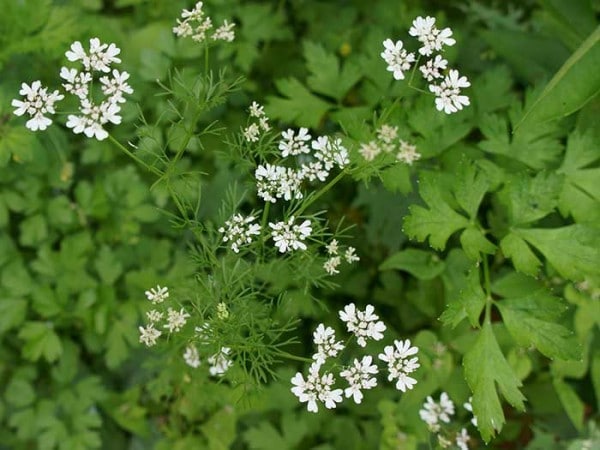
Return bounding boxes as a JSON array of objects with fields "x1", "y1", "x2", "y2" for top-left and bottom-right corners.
[{"x1": 1, "y1": 1, "x2": 599, "y2": 450}]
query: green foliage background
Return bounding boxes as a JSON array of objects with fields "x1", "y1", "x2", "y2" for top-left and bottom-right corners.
[{"x1": 0, "y1": 0, "x2": 599, "y2": 449}]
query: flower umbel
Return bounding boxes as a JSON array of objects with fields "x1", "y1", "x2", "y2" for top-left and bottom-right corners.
[
  {"x1": 12, "y1": 81, "x2": 64, "y2": 131},
  {"x1": 145, "y1": 285, "x2": 169, "y2": 304},
  {"x1": 218, "y1": 214, "x2": 261, "y2": 253},
  {"x1": 269, "y1": 217, "x2": 312, "y2": 253},
  {"x1": 339, "y1": 303, "x2": 387, "y2": 347},
  {"x1": 312, "y1": 324, "x2": 345, "y2": 365},
  {"x1": 340, "y1": 356, "x2": 379, "y2": 404},
  {"x1": 291, "y1": 362, "x2": 344, "y2": 413},
  {"x1": 378, "y1": 339, "x2": 420, "y2": 391},
  {"x1": 419, "y1": 392, "x2": 455, "y2": 432}
]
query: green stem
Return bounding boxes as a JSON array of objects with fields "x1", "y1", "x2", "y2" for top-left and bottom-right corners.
[
  {"x1": 295, "y1": 169, "x2": 347, "y2": 216},
  {"x1": 108, "y1": 135, "x2": 162, "y2": 177},
  {"x1": 274, "y1": 350, "x2": 313, "y2": 363},
  {"x1": 482, "y1": 255, "x2": 492, "y2": 325}
]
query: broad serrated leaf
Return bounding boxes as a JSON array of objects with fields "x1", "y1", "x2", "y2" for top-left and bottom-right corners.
[
  {"x1": 95, "y1": 246, "x2": 123, "y2": 285},
  {"x1": 516, "y1": 225, "x2": 600, "y2": 281},
  {"x1": 553, "y1": 378, "x2": 585, "y2": 431},
  {"x1": 379, "y1": 248, "x2": 445, "y2": 280},
  {"x1": 304, "y1": 41, "x2": 361, "y2": 100},
  {"x1": 441, "y1": 267, "x2": 486, "y2": 328},
  {"x1": 201, "y1": 407, "x2": 236, "y2": 450},
  {"x1": 460, "y1": 227, "x2": 497, "y2": 261},
  {"x1": 266, "y1": 78, "x2": 331, "y2": 128},
  {"x1": 464, "y1": 323, "x2": 525, "y2": 441},
  {"x1": 500, "y1": 233, "x2": 542, "y2": 276},
  {"x1": 498, "y1": 172, "x2": 564, "y2": 225},
  {"x1": 516, "y1": 27, "x2": 600, "y2": 128},
  {"x1": 472, "y1": 65, "x2": 516, "y2": 114},
  {"x1": 244, "y1": 422, "x2": 288, "y2": 450},
  {"x1": 453, "y1": 160, "x2": 490, "y2": 219},
  {"x1": 404, "y1": 172, "x2": 469, "y2": 250},
  {"x1": 497, "y1": 290, "x2": 581, "y2": 360},
  {"x1": 18, "y1": 321, "x2": 63, "y2": 362},
  {"x1": 0, "y1": 297, "x2": 27, "y2": 332}
]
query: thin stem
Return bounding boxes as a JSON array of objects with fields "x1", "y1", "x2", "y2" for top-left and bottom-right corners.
[
  {"x1": 274, "y1": 350, "x2": 313, "y2": 364},
  {"x1": 108, "y1": 134, "x2": 162, "y2": 177},
  {"x1": 482, "y1": 255, "x2": 492, "y2": 325},
  {"x1": 295, "y1": 169, "x2": 347, "y2": 216}
]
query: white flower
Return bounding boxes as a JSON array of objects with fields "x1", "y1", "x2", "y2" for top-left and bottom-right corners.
[
  {"x1": 183, "y1": 345, "x2": 201, "y2": 368},
  {"x1": 291, "y1": 362, "x2": 344, "y2": 413},
  {"x1": 65, "y1": 98, "x2": 122, "y2": 141},
  {"x1": 312, "y1": 324, "x2": 345, "y2": 365},
  {"x1": 195, "y1": 322, "x2": 212, "y2": 343},
  {"x1": 216, "y1": 302, "x2": 229, "y2": 320},
  {"x1": 381, "y1": 39, "x2": 415, "y2": 80},
  {"x1": 429, "y1": 69, "x2": 470, "y2": 114},
  {"x1": 344, "y1": 247, "x2": 360, "y2": 263},
  {"x1": 218, "y1": 213, "x2": 261, "y2": 253},
  {"x1": 419, "y1": 392, "x2": 455, "y2": 432},
  {"x1": 396, "y1": 140, "x2": 421, "y2": 165},
  {"x1": 279, "y1": 128, "x2": 312, "y2": 157},
  {"x1": 145, "y1": 285, "x2": 169, "y2": 304},
  {"x1": 11, "y1": 81, "x2": 64, "y2": 131},
  {"x1": 164, "y1": 307, "x2": 190, "y2": 333},
  {"x1": 59, "y1": 67, "x2": 92, "y2": 100},
  {"x1": 376, "y1": 124, "x2": 398, "y2": 145},
  {"x1": 243, "y1": 123, "x2": 261, "y2": 142},
  {"x1": 456, "y1": 428, "x2": 470, "y2": 450},
  {"x1": 212, "y1": 20, "x2": 235, "y2": 42},
  {"x1": 139, "y1": 324, "x2": 161, "y2": 346},
  {"x1": 324, "y1": 256, "x2": 341, "y2": 275},
  {"x1": 146, "y1": 309, "x2": 164, "y2": 323},
  {"x1": 66, "y1": 38, "x2": 121, "y2": 73},
  {"x1": 99, "y1": 69, "x2": 133, "y2": 104},
  {"x1": 463, "y1": 397, "x2": 478, "y2": 427},
  {"x1": 249, "y1": 101, "x2": 265, "y2": 118},
  {"x1": 339, "y1": 303, "x2": 387, "y2": 347},
  {"x1": 255, "y1": 164, "x2": 303, "y2": 203},
  {"x1": 408, "y1": 16, "x2": 455, "y2": 57},
  {"x1": 208, "y1": 347, "x2": 232, "y2": 376},
  {"x1": 269, "y1": 217, "x2": 312, "y2": 253},
  {"x1": 340, "y1": 356, "x2": 378, "y2": 404},
  {"x1": 359, "y1": 141, "x2": 381, "y2": 161},
  {"x1": 419, "y1": 55, "x2": 448, "y2": 82},
  {"x1": 299, "y1": 161, "x2": 329, "y2": 183},
  {"x1": 378, "y1": 339, "x2": 420, "y2": 391},
  {"x1": 326, "y1": 239, "x2": 339, "y2": 255},
  {"x1": 259, "y1": 116, "x2": 271, "y2": 132},
  {"x1": 312, "y1": 136, "x2": 349, "y2": 170}
]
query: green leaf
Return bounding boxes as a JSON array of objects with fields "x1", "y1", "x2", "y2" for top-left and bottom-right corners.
[
  {"x1": 201, "y1": 407, "x2": 236, "y2": 450},
  {"x1": 18, "y1": 321, "x2": 63, "y2": 362},
  {"x1": 500, "y1": 233, "x2": 542, "y2": 276},
  {"x1": 516, "y1": 225, "x2": 600, "y2": 281},
  {"x1": 453, "y1": 159, "x2": 490, "y2": 219},
  {"x1": 404, "y1": 172, "x2": 469, "y2": 250},
  {"x1": 460, "y1": 227, "x2": 497, "y2": 261},
  {"x1": 496, "y1": 290, "x2": 581, "y2": 360},
  {"x1": 464, "y1": 323, "x2": 525, "y2": 441},
  {"x1": 441, "y1": 267, "x2": 486, "y2": 328},
  {"x1": 539, "y1": 0, "x2": 596, "y2": 50},
  {"x1": 94, "y1": 246, "x2": 123, "y2": 285},
  {"x1": 5, "y1": 378, "x2": 36, "y2": 408},
  {"x1": 304, "y1": 41, "x2": 362, "y2": 100},
  {"x1": 0, "y1": 297, "x2": 27, "y2": 332},
  {"x1": 379, "y1": 248, "x2": 445, "y2": 280},
  {"x1": 19, "y1": 213, "x2": 48, "y2": 247},
  {"x1": 553, "y1": 378, "x2": 585, "y2": 431},
  {"x1": 379, "y1": 163, "x2": 412, "y2": 194},
  {"x1": 516, "y1": 27, "x2": 600, "y2": 129},
  {"x1": 244, "y1": 422, "x2": 288, "y2": 450},
  {"x1": 498, "y1": 172, "x2": 564, "y2": 225},
  {"x1": 266, "y1": 78, "x2": 331, "y2": 128}
]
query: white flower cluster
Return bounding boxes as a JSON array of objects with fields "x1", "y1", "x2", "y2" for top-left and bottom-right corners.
[
  {"x1": 12, "y1": 38, "x2": 132, "y2": 139},
  {"x1": 11, "y1": 81, "x2": 64, "y2": 131},
  {"x1": 323, "y1": 239, "x2": 360, "y2": 275},
  {"x1": 138, "y1": 286, "x2": 191, "y2": 347},
  {"x1": 254, "y1": 129, "x2": 349, "y2": 204},
  {"x1": 243, "y1": 101, "x2": 271, "y2": 142},
  {"x1": 63, "y1": 38, "x2": 133, "y2": 140},
  {"x1": 419, "y1": 392, "x2": 475, "y2": 450},
  {"x1": 172, "y1": 1, "x2": 235, "y2": 43},
  {"x1": 218, "y1": 213, "x2": 261, "y2": 253},
  {"x1": 269, "y1": 216, "x2": 312, "y2": 253},
  {"x1": 378, "y1": 339, "x2": 420, "y2": 392},
  {"x1": 381, "y1": 16, "x2": 470, "y2": 114},
  {"x1": 359, "y1": 124, "x2": 420, "y2": 165},
  {"x1": 291, "y1": 304, "x2": 419, "y2": 413},
  {"x1": 339, "y1": 303, "x2": 386, "y2": 347}
]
